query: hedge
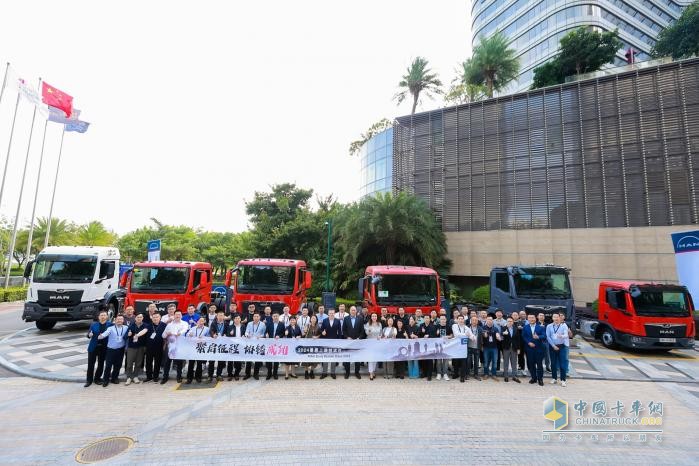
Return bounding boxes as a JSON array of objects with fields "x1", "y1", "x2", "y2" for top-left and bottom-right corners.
[{"x1": 0, "y1": 286, "x2": 27, "y2": 303}]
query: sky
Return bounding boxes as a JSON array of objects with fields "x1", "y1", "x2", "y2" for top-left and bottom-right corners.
[{"x1": 0, "y1": 0, "x2": 472, "y2": 236}]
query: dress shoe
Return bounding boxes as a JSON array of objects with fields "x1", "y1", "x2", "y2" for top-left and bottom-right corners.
[
  {"x1": 320, "y1": 374, "x2": 327, "y2": 379},
  {"x1": 160, "y1": 378, "x2": 168, "y2": 385},
  {"x1": 344, "y1": 374, "x2": 349, "y2": 379},
  {"x1": 310, "y1": 371, "x2": 315, "y2": 379},
  {"x1": 94, "y1": 378, "x2": 102, "y2": 385},
  {"x1": 427, "y1": 376, "x2": 432, "y2": 381},
  {"x1": 330, "y1": 374, "x2": 336, "y2": 379},
  {"x1": 184, "y1": 380, "x2": 192, "y2": 384},
  {"x1": 111, "y1": 379, "x2": 119, "y2": 385},
  {"x1": 84, "y1": 381, "x2": 92, "y2": 388},
  {"x1": 206, "y1": 377, "x2": 212, "y2": 383},
  {"x1": 176, "y1": 377, "x2": 182, "y2": 383},
  {"x1": 513, "y1": 377, "x2": 521, "y2": 383},
  {"x1": 529, "y1": 379, "x2": 537, "y2": 384},
  {"x1": 234, "y1": 376, "x2": 239, "y2": 381},
  {"x1": 253, "y1": 375, "x2": 259, "y2": 380},
  {"x1": 460, "y1": 377, "x2": 465, "y2": 383},
  {"x1": 266, "y1": 375, "x2": 272, "y2": 380},
  {"x1": 144, "y1": 377, "x2": 152, "y2": 383},
  {"x1": 227, "y1": 376, "x2": 234, "y2": 381},
  {"x1": 243, "y1": 375, "x2": 250, "y2": 380},
  {"x1": 217, "y1": 376, "x2": 223, "y2": 382},
  {"x1": 196, "y1": 378, "x2": 202, "y2": 383},
  {"x1": 475, "y1": 376, "x2": 482, "y2": 381},
  {"x1": 504, "y1": 377, "x2": 509, "y2": 382},
  {"x1": 355, "y1": 374, "x2": 361, "y2": 380},
  {"x1": 305, "y1": 373, "x2": 309, "y2": 380},
  {"x1": 273, "y1": 374, "x2": 278, "y2": 380},
  {"x1": 102, "y1": 381, "x2": 109, "y2": 387},
  {"x1": 538, "y1": 380, "x2": 544, "y2": 386}
]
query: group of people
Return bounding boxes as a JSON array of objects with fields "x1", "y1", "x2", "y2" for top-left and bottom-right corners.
[{"x1": 84, "y1": 301, "x2": 572, "y2": 388}]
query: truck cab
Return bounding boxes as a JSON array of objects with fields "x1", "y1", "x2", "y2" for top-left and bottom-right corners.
[
  {"x1": 490, "y1": 265, "x2": 574, "y2": 324},
  {"x1": 22, "y1": 246, "x2": 121, "y2": 330},
  {"x1": 225, "y1": 258, "x2": 311, "y2": 314},
  {"x1": 594, "y1": 281, "x2": 695, "y2": 349},
  {"x1": 358, "y1": 265, "x2": 445, "y2": 315},
  {"x1": 122, "y1": 261, "x2": 221, "y2": 315}
]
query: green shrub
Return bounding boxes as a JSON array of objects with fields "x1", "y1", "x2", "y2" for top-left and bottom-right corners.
[
  {"x1": 0, "y1": 286, "x2": 27, "y2": 302},
  {"x1": 471, "y1": 285, "x2": 490, "y2": 305},
  {"x1": 591, "y1": 299, "x2": 598, "y2": 312}
]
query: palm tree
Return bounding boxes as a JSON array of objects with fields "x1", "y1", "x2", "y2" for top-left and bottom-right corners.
[
  {"x1": 33, "y1": 217, "x2": 75, "y2": 248},
  {"x1": 464, "y1": 32, "x2": 519, "y2": 98},
  {"x1": 334, "y1": 192, "x2": 450, "y2": 271},
  {"x1": 77, "y1": 221, "x2": 116, "y2": 246},
  {"x1": 394, "y1": 57, "x2": 443, "y2": 114}
]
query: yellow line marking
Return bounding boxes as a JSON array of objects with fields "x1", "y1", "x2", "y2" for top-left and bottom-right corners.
[{"x1": 572, "y1": 353, "x2": 699, "y2": 361}]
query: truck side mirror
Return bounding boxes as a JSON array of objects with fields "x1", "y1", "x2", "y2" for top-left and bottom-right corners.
[
  {"x1": 304, "y1": 271, "x2": 312, "y2": 289},
  {"x1": 23, "y1": 260, "x2": 34, "y2": 279}
]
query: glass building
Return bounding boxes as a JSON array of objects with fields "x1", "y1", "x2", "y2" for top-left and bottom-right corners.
[
  {"x1": 471, "y1": 0, "x2": 692, "y2": 92},
  {"x1": 359, "y1": 127, "x2": 393, "y2": 198}
]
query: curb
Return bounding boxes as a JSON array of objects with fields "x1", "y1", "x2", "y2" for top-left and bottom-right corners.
[{"x1": 0, "y1": 328, "x2": 82, "y2": 383}]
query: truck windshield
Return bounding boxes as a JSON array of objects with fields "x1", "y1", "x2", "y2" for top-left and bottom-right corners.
[
  {"x1": 237, "y1": 265, "x2": 295, "y2": 295},
  {"x1": 33, "y1": 254, "x2": 97, "y2": 283},
  {"x1": 513, "y1": 268, "x2": 571, "y2": 299},
  {"x1": 376, "y1": 274, "x2": 437, "y2": 304},
  {"x1": 632, "y1": 288, "x2": 691, "y2": 317},
  {"x1": 130, "y1": 267, "x2": 189, "y2": 294}
]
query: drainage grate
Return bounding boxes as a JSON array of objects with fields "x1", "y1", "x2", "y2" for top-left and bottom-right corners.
[{"x1": 75, "y1": 437, "x2": 134, "y2": 463}]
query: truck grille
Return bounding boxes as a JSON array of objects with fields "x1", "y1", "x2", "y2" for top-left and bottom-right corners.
[
  {"x1": 524, "y1": 305, "x2": 566, "y2": 323},
  {"x1": 134, "y1": 300, "x2": 177, "y2": 315},
  {"x1": 37, "y1": 290, "x2": 83, "y2": 307},
  {"x1": 242, "y1": 301, "x2": 286, "y2": 315},
  {"x1": 644, "y1": 324, "x2": 686, "y2": 338}
]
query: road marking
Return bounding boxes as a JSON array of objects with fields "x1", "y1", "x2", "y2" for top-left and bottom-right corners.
[{"x1": 574, "y1": 352, "x2": 699, "y2": 361}]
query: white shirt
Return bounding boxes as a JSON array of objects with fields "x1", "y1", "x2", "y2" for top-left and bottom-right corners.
[
  {"x1": 297, "y1": 314, "x2": 310, "y2": 329},
  {"x1": 281, "y1": 314, "x2": 292, "y2": 327},
  {"x1": 161, "y1": 314, "x2": 174, "y2": 324},
  {"x1": 164, "y1": 320, "x2": 190, "y2": 344}
]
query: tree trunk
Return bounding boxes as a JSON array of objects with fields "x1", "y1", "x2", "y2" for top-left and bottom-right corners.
[
  {"x1": 411, "y1": 92, "x2": 419, "y2": 115},
  {"x1": 486, "y1": 75, "x2": 494, "y2": 98}
]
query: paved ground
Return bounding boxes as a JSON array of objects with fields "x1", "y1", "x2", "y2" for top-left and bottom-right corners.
[{"x1": 0, "y1": 375, "x2": 698, "y2": 465}]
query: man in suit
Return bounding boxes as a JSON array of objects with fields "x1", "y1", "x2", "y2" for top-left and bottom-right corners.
[
  {"x1": 342, "y1": 306, "x2": 365, "y2": 379},
  {"x1": 320, "y1": 308, "x2": 342, "y2": 379},
  {"x1": 262, "y1": 306, "x2": 274, "y2": 328},
  {"x1": 227, "y1": 314, "x2": 246, "y2": 380},
  {"x1": 208, "y1": 310, "x2": 230, "y2": 381},
  {"x1": 501, "y1": 316, "x2": 521, "y2": 383},
  {"x1": 265, "y1": 312, "x2": 285, "y2": 379},
  {"x1": 85, "y1": 308, "x2": 112, "y2": 387},
  {"x1": 522, "y1": 313, "x2": 546, "y2": 385},
  {"x1": 145, "y1": 311, "x2": 166, "y2": 383},
  {"x1": 244, "y1": 312, "x2": 266, "y2": 380},
  {"x1": 97, "y1": 314, "x2": 130, "y2": 387}
]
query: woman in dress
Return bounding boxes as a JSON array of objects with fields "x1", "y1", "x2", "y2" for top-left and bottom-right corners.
[
  {"x1": 381, "y1": 317, "x2": 397, "y2": 379},
  {"x1": 302, "y1": 314, "x2": 321, "y2": 379},
  {"x1": 364, "y1": 312, "x2": 382, "y2": 380}
]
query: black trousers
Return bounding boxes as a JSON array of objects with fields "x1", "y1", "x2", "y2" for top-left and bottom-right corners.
[
  {"x1": 526, "y1": 346, "x2": 544, "y2": 381},
  {"x1": 467, "y1": 348, "x2": 481, "y2": 377},
  {"x1": 187, "y1": 360, "x2": 205, "y2": 381},
  {"x1": 453, "y1": 357, "x2": 468, "y2": 379},
  {"x1": 86, "y1": 346, "x2": 107, "y2": 383},
  {"x1": 227, "y1": 361, "x2": 242, "y2": 377},
  {"x1": 103, "y1": 347, "x2": 125, "y2": 382},
  {"x1": 145, "y1": 346, "x2": 163, "y2": 380},
  {"x1": 343, "y1": 362, "x2": 360, "y2": 375},
  {"x1": 162, "y1": 356, "x2": 184, "y2": 380},
  {"x1": 395, "y1": 360, "x2": 407, "y2": 377},
  {"x1": 496, "y1": 347, "x2": 502, "y2": 371},
  {"x1": 518, "y1": 346, "x2": 526, "y2": 370},
  {"x1": 208, "y1": 361, "x2": 226, "y2": 377},
  {"x1": 422, "y1": 359, "x2": 434, "y2": 378},
  {"x1": 266, "y1": 361, "x2": 279, "y2": 376},
  {"x1": 245, "y1": 361, "x2": 261, "y2": 376}
]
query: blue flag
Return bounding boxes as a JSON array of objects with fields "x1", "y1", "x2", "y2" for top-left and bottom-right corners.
[{"x1": 65, "y1": 120, "x2": 90, "y2": 133}]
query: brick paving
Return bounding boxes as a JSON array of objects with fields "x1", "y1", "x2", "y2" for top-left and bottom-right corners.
[{"x1": 0, "y1": 376, "x2": 697, "y2": 465}]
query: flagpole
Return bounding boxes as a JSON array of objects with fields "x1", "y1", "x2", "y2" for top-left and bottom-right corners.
[
  {"x1": 44, "y1": 125, "x2": 65, "y2": 249},
  {"x1": 0, "y1": 91, "x2": 21, "y2": 213},
  {"x1": 4, "y1": 78, "x2": 41, "y2": 288},
  {"x1": 24, "y1": 119, "x2": 48, "y2": 265},
  {"x1": 0, "y1": 62, "x2": 10, "y2": 109}
]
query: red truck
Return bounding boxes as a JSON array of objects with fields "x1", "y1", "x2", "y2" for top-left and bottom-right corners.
[
  {"x1": 579, "y1": 280, "x2": 696, "y2": 350},
  {"x1": 120, "y1": 261, "x2": 224, "y2": 315},
  {"x1": 358, "y1": 265, "x2": 446, "y2": 315},
  {"x1": 225, "y1": 258, "x2": 312, "y2": 315}
]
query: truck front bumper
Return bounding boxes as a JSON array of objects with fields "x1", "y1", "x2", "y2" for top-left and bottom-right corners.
[
  {"x1": 617, "y1": 333, "x2": 695, "y2": 349},
  {"x1": 22, "y1": 301, "x2": 101, "y2": 322}
]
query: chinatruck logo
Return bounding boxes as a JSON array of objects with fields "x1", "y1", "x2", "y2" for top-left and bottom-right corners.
[{"x1": 541, "y1": 396, "x2": 665, "y2": 443}]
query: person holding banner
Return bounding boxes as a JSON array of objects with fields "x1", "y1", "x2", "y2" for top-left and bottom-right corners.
[
  {"x1": 265, "y1": 313, "x2": 285, "y2": 380},
  {"x1": 184, "y1": 317, "x2": 210, "y2": 384},
  {"x1": 381, "y1": 316, "x2": 397, "y2": 379},
  {"x1": 451, "y1": 314, "x2": 475, "y2": 383},
  {"x1": 283, "y1": 315, "x2": 303, "y2": 380},
  {"x1": 406, "y1": 316, "x2": 420, "y2": 379},
  {"x1": 208, "y1": 310, "x2": 230, "y2": 382},
  {"x1": 467, "y1": 316, "x2": 483, "y2": 381},
  {"x1": 435, "y1": 315, "x2": 453, "y2": 381},
  {"x1": 145, "y1": 312, "x2": 166, "y2": 383},
  {"x1": 364, "y1": 313, "x2": 382, "y2": 380},
  {"x1": 418, "y1": 315, "x2": 438, "y2": 381},
  {"x1": 161, "y1": 310, "x2": 189, "y2": 384},
  {"x1": 343, "y1": 306, "x2": 365, "y2": 380},
  {"x1": 244, "y1": 313, "x2": 266, "y2": 380},
  {"x1": 320, "y1": 308, "x2": 342, "y2": 379},
  {"x1": 227, "y1": 315, "x2": 246, "y2": 380},
  {"x1": 302, "y1": 314, "x2": 321, "y2": 379},
  {"x1": 394, "y1": 319, "x2": 409, "y2": 379}
]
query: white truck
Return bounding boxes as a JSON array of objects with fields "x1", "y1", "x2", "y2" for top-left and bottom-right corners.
[{"x1": 22, "y1": 246, "x2": 122, "y2": 330}]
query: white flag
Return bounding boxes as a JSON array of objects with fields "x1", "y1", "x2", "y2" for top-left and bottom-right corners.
[{"x1": 6, "y1": 66, "x2": 48, "y2": 114}]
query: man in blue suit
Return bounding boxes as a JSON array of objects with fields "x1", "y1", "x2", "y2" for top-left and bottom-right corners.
[
  {"x1": 320, "y1": 308, "x2": 342, "y2": 379},
  {"x1": 521, "y1": 313, "x2": 546, "y2": 386},
  {"x1": 85, "y1": 308, "x2": 112, "y2": 387}
]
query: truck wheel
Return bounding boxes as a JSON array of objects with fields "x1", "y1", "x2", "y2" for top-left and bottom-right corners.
[
  {"x1": 36, "y1": 320, "x2": 56, "y2": 331},
  {"x1": 600, "y1": 328, "x2": 617, "y2": 349},
  {"x1": 107, "y1": 302, "x2": 117, "y2": 321}
]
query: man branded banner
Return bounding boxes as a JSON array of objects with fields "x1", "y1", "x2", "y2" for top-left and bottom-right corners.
[
  {"x1": 171, "y1": 336, "x2": 468, "y2": 363},
  {"x1": 670, "y1": 230, "x2": 699, "y2": 302},
  {"x1": 147, "y1": 239, "x2": 161, "y2": 261}
]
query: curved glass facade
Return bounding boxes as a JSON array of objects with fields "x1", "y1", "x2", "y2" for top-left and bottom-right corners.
[
  {"x1": 471, "y1": 0, "x2": 692, "y2": 92},
  {"x1": 359, "y1": 127, "x2": 393, "y2": 198}
]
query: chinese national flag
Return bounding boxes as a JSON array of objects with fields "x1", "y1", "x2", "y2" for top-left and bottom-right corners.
[{"x1": 41, "y1": 82, "x2": 73, "y2": 118}]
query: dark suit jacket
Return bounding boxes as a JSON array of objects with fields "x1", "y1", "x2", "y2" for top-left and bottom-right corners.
[
  {"x1": 228, "y1": 322, "x2": 247, "y2": 337},
  {"x1": 266, "y1": 321, "x2": 286, "y2": 338},
  {"x1": 343, "y1": 315, "x2": 365, "y2": 339},
  {"x1": 285, "y1": 324, "x2": 303, "y2": 338},
  {"x1": 500, "y1": 325, "x2": 521, "y2": 351},
  {"x1": 522, "y1": 322, "x2": 546, "y2": 349},
  {"x1": 320, "y1": 318, "x2": 342, "y2": 339},
  {"x1": 209, "y1": 320, "x2": 231, "y2": 338},
  {"x1": 87, "y1": 321, "x2": 112, "y2": 352}
]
